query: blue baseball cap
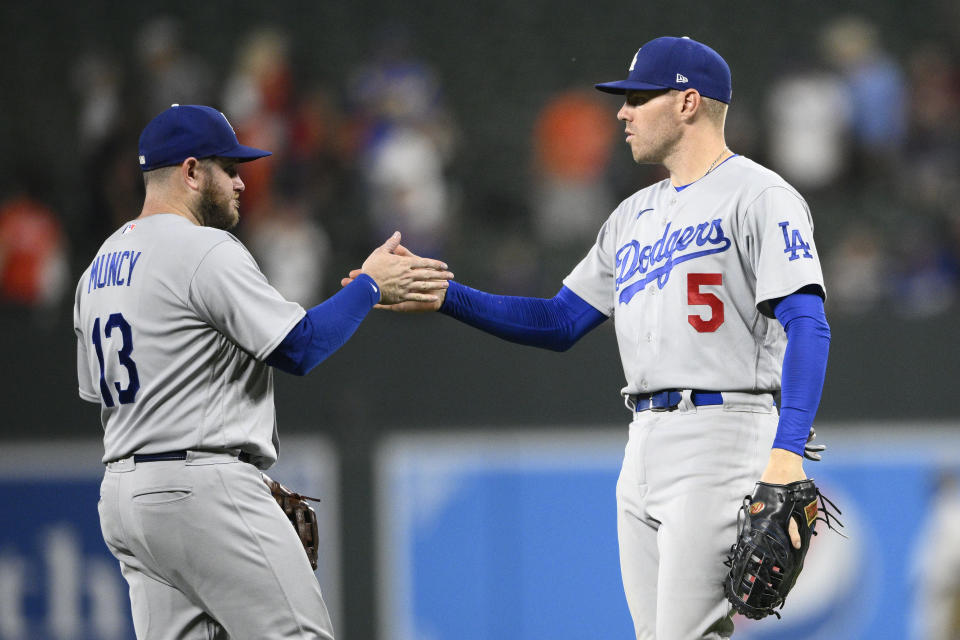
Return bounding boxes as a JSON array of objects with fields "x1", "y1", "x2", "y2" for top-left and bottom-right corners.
[
  {"x1": 595, "y1": 37, "x2": 732, "y2": 104},
  {"x1": 138, "y1": 104, "x2": 272, "y2": 171}
]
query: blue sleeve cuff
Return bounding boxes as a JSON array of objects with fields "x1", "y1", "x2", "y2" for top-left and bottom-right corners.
[{"x1": 352, "y1": 273, "x2": 381, "y2": 305}]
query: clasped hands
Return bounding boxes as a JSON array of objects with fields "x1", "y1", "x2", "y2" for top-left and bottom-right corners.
[{"x1": 352, "y1": 232, "x2": 452, "y2": 309}]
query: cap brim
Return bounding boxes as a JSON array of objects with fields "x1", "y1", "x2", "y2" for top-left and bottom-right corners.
[
  {"x1": 221, "y1": 144, "x2": 273, "y2": 162},
  {"x1": 594, "y1": 80, "x2": 669, "y2": 95}
]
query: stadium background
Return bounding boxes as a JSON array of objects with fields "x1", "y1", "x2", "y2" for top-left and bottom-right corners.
[{"x1": 2, "y1": 1, "x2": 959, "y2": 638}]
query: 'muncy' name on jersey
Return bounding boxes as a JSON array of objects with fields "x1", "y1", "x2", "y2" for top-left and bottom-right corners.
[{"x1": 73, "y1": 214, "x2": 305, "y2": 467}]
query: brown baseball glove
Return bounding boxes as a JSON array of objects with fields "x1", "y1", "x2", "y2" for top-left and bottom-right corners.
[{"x1": 261, "y1": 473, "x2": 321, "y2": 571}]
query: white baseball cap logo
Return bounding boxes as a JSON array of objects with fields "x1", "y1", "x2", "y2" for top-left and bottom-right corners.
[
  {"x1": 220, "y1": 111, "x2": 237, "y2": 134},
  {"x1": 629, "y1": 50, "x2": 639, "y2": 71},
  {"x1": 676, "y1": 73, "x2": 689, "y2": 83}
]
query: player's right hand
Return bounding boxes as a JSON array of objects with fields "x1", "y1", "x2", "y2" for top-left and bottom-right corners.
[{"x1": 358, "y1": 232, "x2": 453, "y2": 307}]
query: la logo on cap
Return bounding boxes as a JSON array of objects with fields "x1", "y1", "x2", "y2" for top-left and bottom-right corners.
[
  {"x1": 219, "y1": 111, "x2": 236, "y2": 134},
  {"x1": 629, "y1": 50, "x2": 639, "y2": 71}
]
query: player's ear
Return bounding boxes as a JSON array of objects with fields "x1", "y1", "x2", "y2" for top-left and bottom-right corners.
[
  {"x1": 181, "y1": 157, "x2": 203, "y2": 191},
  {"x1": 678, "y1": 89, "x2": 701, "y2": 121}
]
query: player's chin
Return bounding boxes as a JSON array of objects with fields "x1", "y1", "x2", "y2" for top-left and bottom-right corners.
[
  {"x1": 630, "y1": 145, "x2": 658, "y2": 165},
  {"x1": 630, "y1": 147, "x2": 650, "y2": 164},
  {"x1": 216, "y1": 207, "x2": 240, "y2": 231}
]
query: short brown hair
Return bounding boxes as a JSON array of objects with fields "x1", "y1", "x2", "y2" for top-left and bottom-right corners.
[
  {"x1": 700, "y1": 96, "x2": 728, "y2": 127},
  {"x1": 142, "y1": 165, "x2": 177, "y2": 188}
]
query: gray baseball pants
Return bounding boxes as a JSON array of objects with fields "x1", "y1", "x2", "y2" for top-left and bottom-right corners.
[
  {"x1": 98, "y1": 451, "x2": 334, "y2": 639},
  {"x1": 617, "y1": 391, "x2": 778, "y2": 639}
]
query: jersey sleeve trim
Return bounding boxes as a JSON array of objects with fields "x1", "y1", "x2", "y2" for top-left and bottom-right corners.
[
  {"x1": 561, "y1": 279, "x2": 613, "y2": 318},
  {"x1": 258, "y1": 306, "x2": 307, "y2": 362},
  {"x1": 757, "y1": 282, "x2": 826, "y2": 318}
]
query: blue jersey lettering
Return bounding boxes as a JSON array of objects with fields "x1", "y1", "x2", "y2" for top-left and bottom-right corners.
[
  {"x1": 87, "y1": 251, "x2": 143, "y2": 292},
  {"x1": 779, "y1": 221, "x2": 812, "y2": 261},
  {"x1": 615, "y1": 219, "x2": 731, "y2": 304}
]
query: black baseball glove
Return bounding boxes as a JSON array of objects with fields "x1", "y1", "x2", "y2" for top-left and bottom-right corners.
[
  {"x1": 723, "y1": 479, "x2": 843, "y2": 620},
  {"x1": 262, "y1": 473, "x2": 321, "y2": 571}
]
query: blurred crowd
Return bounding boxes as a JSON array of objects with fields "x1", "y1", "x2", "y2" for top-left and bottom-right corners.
[
  {"x1": 2, "y1": 15, "x2": 960, "y2": 321},
  {"x1": 762, "y1": 16, "x2": 960, "y2": 319},
  {"x1": 2, "y1": 18, "x2": 460, "y2": 318}
]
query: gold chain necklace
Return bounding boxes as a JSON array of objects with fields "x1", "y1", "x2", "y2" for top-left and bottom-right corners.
[{"x1": 703, "y1": 147, "x2": 730, "y2": 178}]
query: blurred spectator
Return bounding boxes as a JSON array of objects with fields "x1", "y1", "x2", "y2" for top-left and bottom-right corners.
[
  {"x1": 73, "y1": 52, "x2": 124, "y2": 157},
  {"x1": 476, "y1": 192, "x2": 542, "y2": 295},
  {"x1": 83, "y1": 132, "x2": 146, "y2": 250},
  {"x1": 136, "y1": 17, "x2": 213, "y2": 118},
  {"x1": 222, "y1": 28, "x2": 336, "y2": 303},
  {"x1": 289, "y1": 88, "x2": 354, "y2": 215},
  {"x1": 347, "y1": 24, "x2": 458, "y2": 257},
  {"x1": 823, "y1": 222, "x2": 888, "y2": 315},
  {"x1": 0, "y1": 173, "x2": 68, "y2": 313},
  {"x1": 347, "y1": 24, "x2": 456, "y2": 158},
  {"x1": 765, "y1": 65, "x2": 851, "y2": 191},
  {"x1": 722, "y1": 101, "x2": 761, "y2": 162},
  {"x1": 901, "y1": 43, "x2": 960, "y2": 212},
  {"x1": 931, "y1": 211, "x2": 960, "y2": 297},
  {"x1": 365, "y1": 126, "x2": 451, "y2": 256},
  {"x1": 222, "y1": 27, "x2": 294, "y2": 219},
  {"x1": 911, "y1": 470, "x2": 960, "y2": 640},
  {"x1": 890, "y1": 223, "x2": 956, "y2": 318},
  {"x1": 72, "y1": 48, "x2": 141, "y2": 260},
  {"x1": 246, "y1": 196, "x2": 331, "y2": 307},
  {"x1": 291, "y1": 86, "x2": 374, "y2": 289},
  {"x1": 530, "y1": 88, "x2": 617, "y2": 247},
  {"x1": 821, "y1": 16, "x2": 907, "y2": 185},
  {"x1": 223, "y1": 28, "x2": 294, "y2": 125}
]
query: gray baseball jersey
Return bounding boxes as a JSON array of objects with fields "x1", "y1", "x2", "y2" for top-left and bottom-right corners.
[
  {"x1": 73, "y1": 213, "x2": 305, "y2": 467},
  {"x1": 563, "y1": 155, "x2": 824, "y2": 396}
]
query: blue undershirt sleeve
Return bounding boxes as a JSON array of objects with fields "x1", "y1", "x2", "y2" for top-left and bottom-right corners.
[
  {"x1": 265, "y1": 273, "x2": 380, "y2": 376},
  {"x1": 771, "y1": 292, "x2": 831, "y2": 455},
  {"x1": 438, "y1": 281, "x2": 608, "y2": 351}
]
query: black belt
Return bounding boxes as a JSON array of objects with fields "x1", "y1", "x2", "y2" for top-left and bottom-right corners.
[
  {"x1": 630, "y1": 390, "x2": 724, "y2": 412},
  {"x1": 132, "y1": 450, "x2": 253, "y2": 463}
]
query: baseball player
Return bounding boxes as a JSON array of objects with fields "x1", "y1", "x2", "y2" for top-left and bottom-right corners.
[
  {"x1": 73, "y1": 104, "x2": 452, "y2": 639},
  {"x1": 344, "y1": 37, "x2": 830, "y2": 638}
]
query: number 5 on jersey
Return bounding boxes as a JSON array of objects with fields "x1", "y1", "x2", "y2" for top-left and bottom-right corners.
[
  {"x1": 688, "y1": 273, "x2": 724, "y2": 332},
  {"x1": 91, "y1": 313, "x2": 140, "y2": 407}
]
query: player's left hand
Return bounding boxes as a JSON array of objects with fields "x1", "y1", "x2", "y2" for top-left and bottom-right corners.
[
  {"x1": 357, "y1": 233, "x2": 453, "y2": 305},
  {"x1": 344, "y1": 244, "x2": 450, "y2": 312},
  {"x1": 759, "y1": 448, "x2": 806, "y2": 549},
  {"x1": 724, "y1": 477, "x2": 842, "y2": 620}
]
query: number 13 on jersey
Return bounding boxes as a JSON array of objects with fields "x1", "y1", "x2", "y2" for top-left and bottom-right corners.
[
  {"x1": 91, "y1": 312, "x2": 140, "y2": 407},
  {"x1": 687, "y1": 273, "x2": 724, "y2": 332}
]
